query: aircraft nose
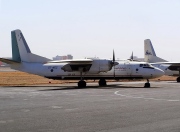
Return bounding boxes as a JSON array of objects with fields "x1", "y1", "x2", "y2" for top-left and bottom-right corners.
[{"x1": 154, "y1": 68, "x2": 164, "y2": 77}]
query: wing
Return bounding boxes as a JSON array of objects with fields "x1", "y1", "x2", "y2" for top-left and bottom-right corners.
[
  {"x1": 47, "y1": 59, "x2": 115, "y2": 73},
  {"x1": 48, "y1": 59, "x2": 93, "y2": 72},
  {"x1": 48, "y1": 59, "x2": 93, "y2": 64},
  {"x1": 151, "y1": 62, "x2": 180, "y2": 71}
]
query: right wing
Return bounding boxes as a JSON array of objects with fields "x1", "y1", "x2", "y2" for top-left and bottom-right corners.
[{"x1": 151, "y1": 62, "x2": 180, "y2": 71}]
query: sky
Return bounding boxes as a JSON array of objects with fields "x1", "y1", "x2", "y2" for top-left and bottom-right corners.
[{"x1": 1, "y1": 0, "x2": 180, "y2": 61}]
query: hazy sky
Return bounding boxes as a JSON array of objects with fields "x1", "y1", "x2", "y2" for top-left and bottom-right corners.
[{"x1": 1, "y1": 0, "x2": 180, "y2": 61}]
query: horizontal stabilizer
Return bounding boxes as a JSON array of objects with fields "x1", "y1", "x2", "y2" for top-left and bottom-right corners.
[{"x1": 0, "y1": 58, "x2": 20, "y2": 64}]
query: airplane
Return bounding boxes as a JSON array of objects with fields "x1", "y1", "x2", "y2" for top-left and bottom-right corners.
[
  {"x1": 144, "y1": 39, "x2": 180, "y2": 82},
  {"x1": 0, "y1": 30, "x2": 164, "y2": 88}
]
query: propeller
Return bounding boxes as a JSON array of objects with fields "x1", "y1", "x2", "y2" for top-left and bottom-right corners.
[
  {"x1": 113, "y1": 50, "x2": 115, "y2": 63},
  {"x1": 127, "y1": 51, "x2": 134, "y2": 61},
  {"x1": 130, "y1": 51, "x2": 133, "y2": 61},
  {"x1": 127, "y1": 51, "x2": 140, "y2": 62},
  {"x1": 110, "y1": 50, "x2": 119, "y2": 78},
  {"x1": 128, "y1": 51, "x2": 140, "y2": 62}
]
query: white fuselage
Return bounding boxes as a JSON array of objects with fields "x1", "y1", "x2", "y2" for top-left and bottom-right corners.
[{"x1": 10, "y1": 60, "x2": 164, "y2": 80}]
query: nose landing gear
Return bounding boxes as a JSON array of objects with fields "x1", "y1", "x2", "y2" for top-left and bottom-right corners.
[{"x1": 144, "y1": 79, "x2": 150, "y2": 88}]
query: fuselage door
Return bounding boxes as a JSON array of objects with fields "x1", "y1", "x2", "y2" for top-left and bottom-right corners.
[{"x1": 124, "y1": 62, "x2": 132, "y2": 75}]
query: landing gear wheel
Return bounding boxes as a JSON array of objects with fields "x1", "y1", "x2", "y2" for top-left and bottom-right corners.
[
  {"x1": 144, "y1": 83, "x2": 150, "y2": 88},
  {"x1": 177, "y1": 77, "x2": 180, "y2": 82},
  {"x1": 99, "y1": 79, "x2": 107, "y2": 86},
  {"x1": 78, "y1": 81, "x2": 86, "y2": 88}
]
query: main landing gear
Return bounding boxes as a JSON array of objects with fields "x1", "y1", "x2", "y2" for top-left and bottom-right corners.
[
  {"x1": 78, "y1": 79, "x2": 107, "y2": 88},
  {"x1": 78, "y1": 69, "x2": 86, "y2": 88},
  {"x1": 78, "y1": 80, "x2": 86, "y2": 88},
  {"x1": 99, "y1": 78, "x2": 107, "y2": 86},
  {"x1": 144, "y1": 79, "x2": 150, "y2": 88}
]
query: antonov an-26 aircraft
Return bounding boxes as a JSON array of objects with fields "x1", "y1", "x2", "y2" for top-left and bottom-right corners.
[
  {"x1": 0, "y1": 30, "x2": 164, "y2": 88},
  {"x1": 144, "y1": 39, "x2": 180, "y2": 82}
]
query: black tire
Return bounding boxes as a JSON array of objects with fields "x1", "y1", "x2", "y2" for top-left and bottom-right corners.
[
  {"x1": 78, "y1": 81, "x2": 86, "y2": 88},
  {"x1": 177, "y1": 77, "x2": 180, "y2": 82},
  {"x1": 99, "y1": 79, "x2": 107, "y2": 86},
  {"x1": 144, "y1": 83, "x2": 150, "y2": 88}
]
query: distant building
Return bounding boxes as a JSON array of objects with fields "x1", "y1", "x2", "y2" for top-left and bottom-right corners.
[
  {"x1": 53, "y1": 54, "x2": 73, "y2": 60},
  {"x1": 67, "y1": 54, "x2": 73, "y2": 59}
]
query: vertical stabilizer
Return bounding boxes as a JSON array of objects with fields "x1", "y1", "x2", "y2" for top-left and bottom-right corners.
[
  {"x1": 11, "y1": 31, "x2": 21, "y2": 62},
  {"x1": 11, "y1": 30, "x2": 51, "y2": 63},
  {"x1": 144, "y1": 39, "x2": 167, "y2": 63}
]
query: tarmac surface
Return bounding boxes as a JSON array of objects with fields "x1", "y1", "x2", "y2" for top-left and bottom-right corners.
[{"x1": 0, "y1": 81, "x2": 180, "y2": 132}]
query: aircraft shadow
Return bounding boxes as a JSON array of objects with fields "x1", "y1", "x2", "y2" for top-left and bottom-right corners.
[
  {"x1": 39, "y1": 84, "x2": 159, "y2": 91},
  {"x1": 2, "y1": 84, "x2": 160, "y2": 91}
]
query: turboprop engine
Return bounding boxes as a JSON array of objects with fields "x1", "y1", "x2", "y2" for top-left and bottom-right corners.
[{"x1": 88, "y1": 59, "x2": 115, "y2": 74}]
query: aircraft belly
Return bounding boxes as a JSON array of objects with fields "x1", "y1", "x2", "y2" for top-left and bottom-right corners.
[
  {"x1": 45, "y1": 69, "x2": 143, "y2": 80},
  {"x1": 44, "y1": 65, "x2": 143, "y2": 80}
]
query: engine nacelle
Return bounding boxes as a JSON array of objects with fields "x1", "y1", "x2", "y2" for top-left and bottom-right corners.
[
  {"x1": 61, "y1": 64, "x2": 92, "y2": 72},
  {"x1": 88, "y1": 59, "x2": 112, "y2": 74},
  {"x1": 61, "y1": 64, "x2": 73, "y2": 72}
]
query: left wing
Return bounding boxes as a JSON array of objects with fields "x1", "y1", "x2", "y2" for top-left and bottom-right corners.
[
  {"x1": 48, "y1": 59, "x2": 93, "y2": 64},
  {"x1": 47, "y1": 59, "x2": 117, "y2": 73},
  {"x1": 47, "y1": 59, "x2": 93, "y2": 72}
]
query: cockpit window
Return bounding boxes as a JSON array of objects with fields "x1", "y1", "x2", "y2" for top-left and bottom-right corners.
[
  {"x1": 140, "y1": 64, "x2": 152, "y2": 67},
  {"x1": 139, "y1": 64, "x2": 143, "y2": 67},
  {"x1": 139, "y1": 63, "x2": 154, "y2": 69}
]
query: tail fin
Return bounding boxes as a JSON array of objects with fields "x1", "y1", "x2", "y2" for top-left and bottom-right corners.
[
  {"x1": 144, "y1": 39, "x2": 167, "y2": 63},
  {"x1": 11, "y1": 30, "x2": 51, "y2": 63}
]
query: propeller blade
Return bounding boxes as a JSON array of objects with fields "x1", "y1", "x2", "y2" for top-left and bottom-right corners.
[
  {"x1": 113, "y1": 50, "x2": 115, "y2": 78},
  {"x1": 132, "y1": 51, "x2": 133, "y2": 60},
  {"x1": 110, "y1": 50, "x2": 118, "y2": 78},
  {"x1": 130, "y1": 51, "x2": 133, "y2": 60},
  {"x1": 113, "y1": 50, "x2": 115, "y2": 63},
  {"x1": 114, "y1": 65, "x2": 115, "y2": 78}
]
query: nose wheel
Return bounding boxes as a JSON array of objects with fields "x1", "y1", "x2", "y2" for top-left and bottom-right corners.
[{"x1": 144, "y1": 79, "x2": 150, "y2": 88}]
